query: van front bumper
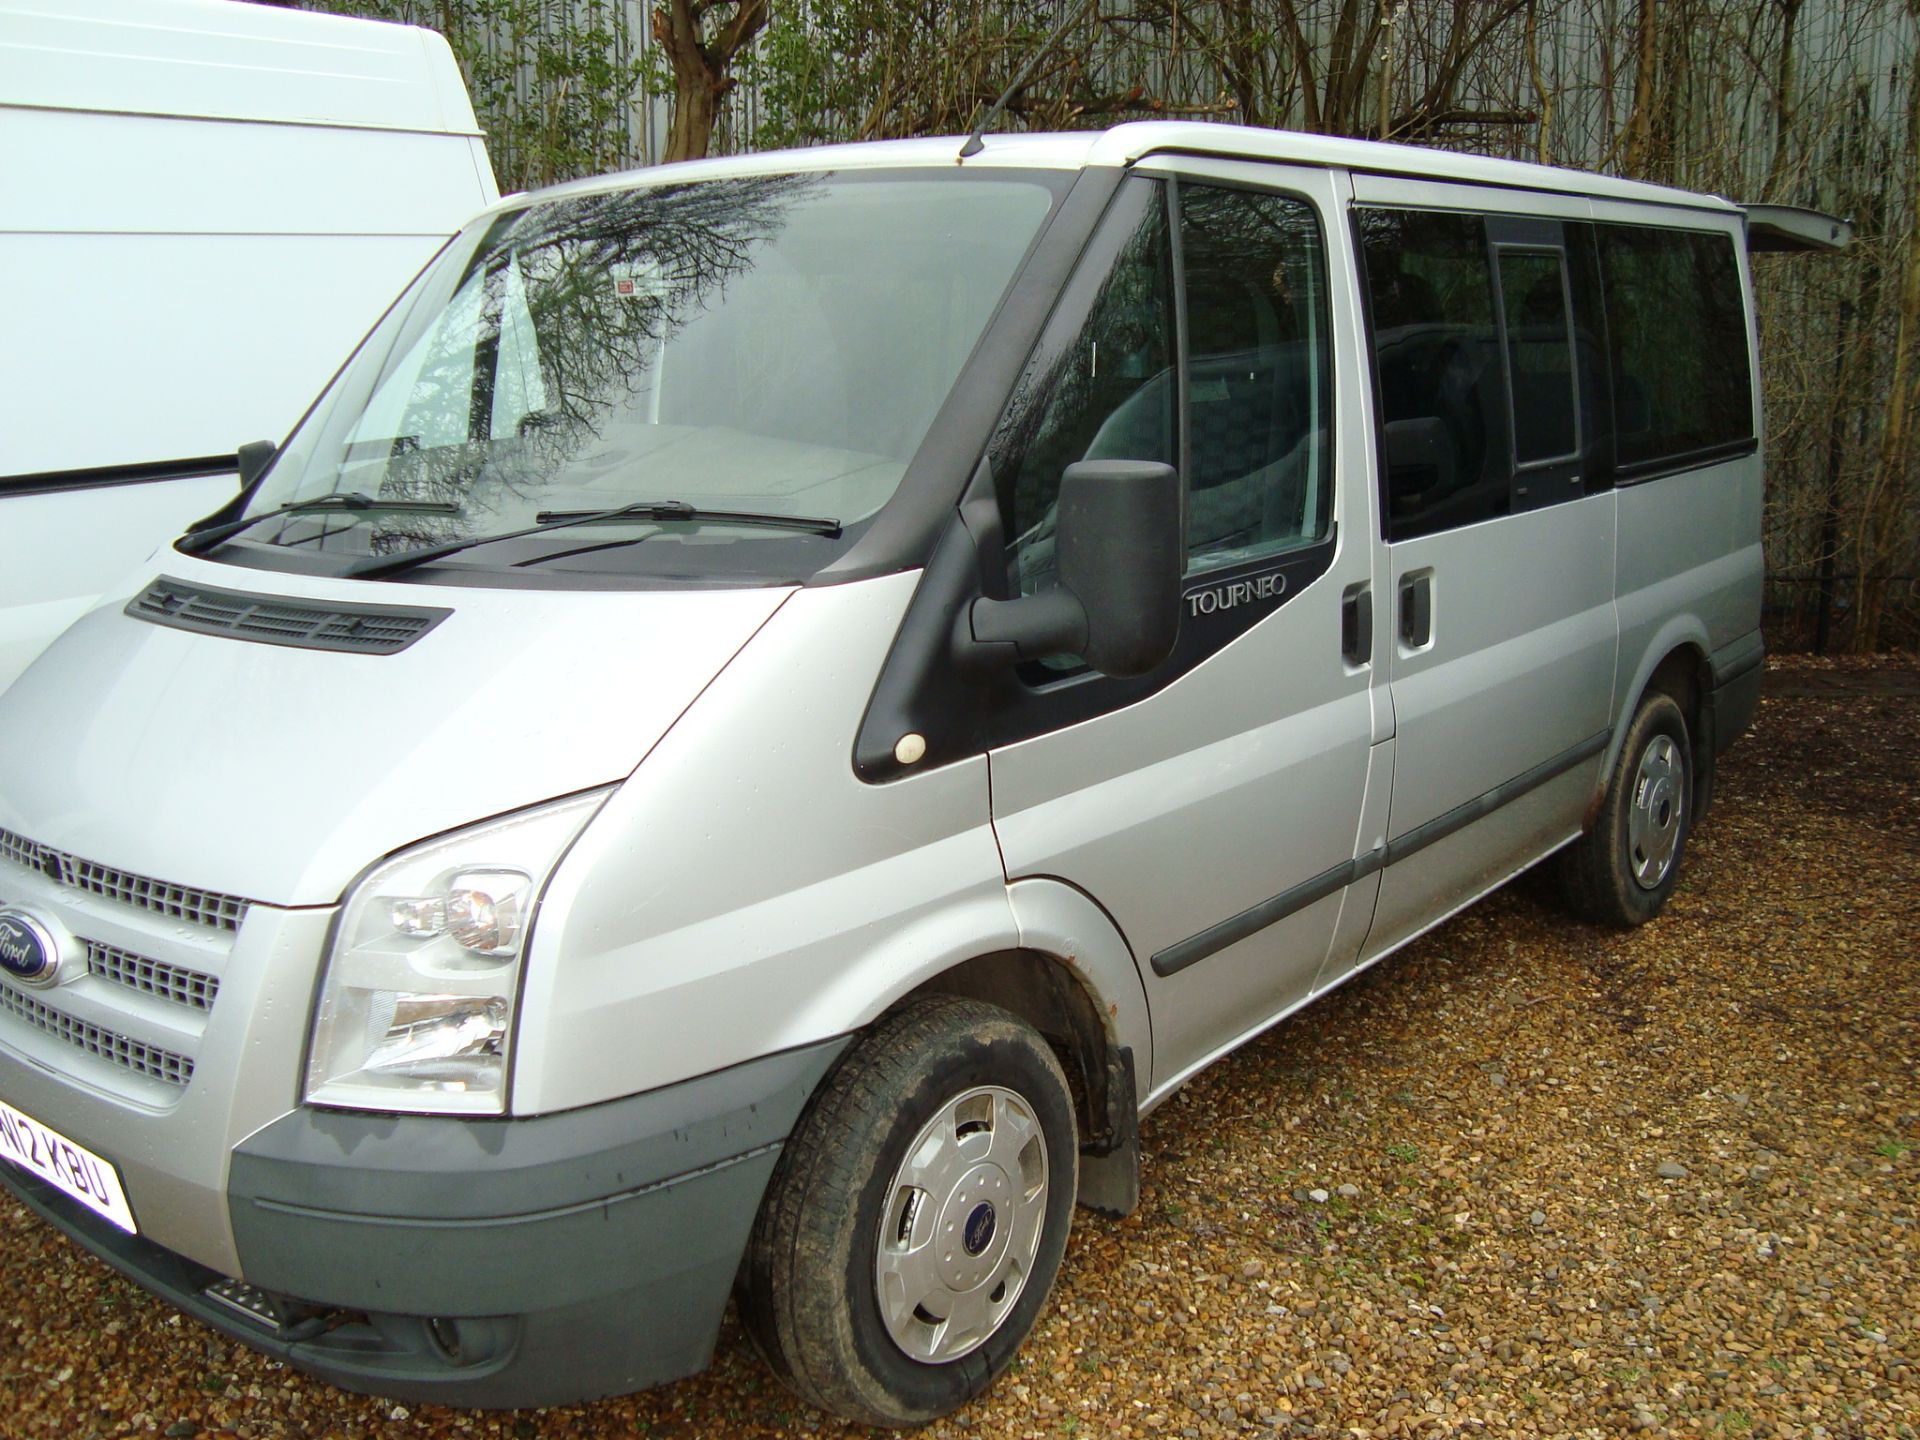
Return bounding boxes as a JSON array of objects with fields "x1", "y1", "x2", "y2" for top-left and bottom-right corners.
[{"x1": 0, "y1": 1036, "x2": 846, "y2": 1409}]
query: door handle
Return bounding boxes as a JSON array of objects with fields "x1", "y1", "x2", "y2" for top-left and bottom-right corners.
[
  {"x1": 1341, "y1": 582, "x2": 1372, "y2": 665},
  {"x1": 1399, "y1": 572, "x2": 1433, "y2": 648}
]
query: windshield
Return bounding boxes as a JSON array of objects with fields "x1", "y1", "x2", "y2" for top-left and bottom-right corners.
[{"x1": 234, "y1": 169, "x2": 1060, "y2": 580}]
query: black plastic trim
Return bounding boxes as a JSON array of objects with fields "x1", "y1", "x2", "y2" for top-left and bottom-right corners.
[
  {"x1": 1711, "y1": 631, "x2": 1766, "y2": 687},
  {"x1": 0, "y1": 1037, "x2": 852, "y2": 1409},
  {"x1": 1150, "y1": 728, "x2": 1609, "y2": 978},
  {"x1": 126, "y1": 577, "x2": 452, "y2": 655},
  {"x1": 854, "y1": 519, "x2": 1337, "y2": 781},
  {"x1": 1, "y1": 455, "x2": 236, "y2": 498},
  {"x1": 1613, "y1": 436, "x2": 1759, "y2": 486},
  {"x1": 1152, "y1": 851, "x2": 1365, "y2": 977},
  {"x1": 1709, "y1": 631, "x2": 1765, "y2": 757},
  {"x1": 1384, "y1": 728, "x2": 1608, "y2": 867}
]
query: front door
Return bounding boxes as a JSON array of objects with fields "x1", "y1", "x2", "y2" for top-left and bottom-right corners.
[{"x1": 985, "y1": 160, "x2": 1387, "y2": 1089}]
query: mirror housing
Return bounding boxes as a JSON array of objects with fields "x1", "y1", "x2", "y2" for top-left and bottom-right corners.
[
  {"x1": 236, "y1": 439, "x2": 276, "y2": 490},
  {"x1": 959, "y1": 460, "x2": 1182, "y2": 679}
]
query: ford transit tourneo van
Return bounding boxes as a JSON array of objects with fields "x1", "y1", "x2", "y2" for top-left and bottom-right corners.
[{"x1": 0, "y1": 123, "x2": 1832, "y2": 1423}]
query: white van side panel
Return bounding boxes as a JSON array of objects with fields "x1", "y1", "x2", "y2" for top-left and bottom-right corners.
[
  {"x1": 515, "y1": 573, "x2": 1023, "y2": 1115},
  {"x1": 4, "y1": 105, "x2": 485, "y2": 478},
  {"x1": 0, "y1": 0, "x2": 484, "y2": 134}
]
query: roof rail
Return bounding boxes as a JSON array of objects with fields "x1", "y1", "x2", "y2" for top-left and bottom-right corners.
[{"x1": 1743, "y1": 204, "x2": 1852, "y2": 253}]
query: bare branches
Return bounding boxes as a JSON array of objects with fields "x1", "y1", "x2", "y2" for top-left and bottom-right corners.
[{"x1": 650, "y1": 0, "x2": 768, "y2": 162}]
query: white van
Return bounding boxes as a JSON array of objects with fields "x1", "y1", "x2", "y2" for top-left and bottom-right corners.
[
  {"x1": 0, "y1": 0, "x2": 497, "y2": 693},
  {"x1": 0, "y1": 124, "x2": 1840, "y2": 1422}
]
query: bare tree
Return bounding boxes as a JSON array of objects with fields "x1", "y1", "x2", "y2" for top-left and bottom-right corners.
[
  {"x1": 1852, "y1": 0, "x2": 1920, "y2": 650},
  {"x1": 652, "y1": 0, "x2": 769, "y2": 162}
]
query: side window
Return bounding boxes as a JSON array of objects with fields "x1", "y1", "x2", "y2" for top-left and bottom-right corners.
[
  {"x1": 1179, "y1": 182, "x2": 1335, "y2": 573},
  {"x1": 1495, "y1": 248, "x2": 1578, "y2": 465},
  {"x1": 1596, "y1": 224, "x2": 1754, "y2": 471},
  {"x1": 994, "y1": 180, "x2": 1175, "y2": 597},
  {"x1": 1357, "y1": 208, "x2": 1511, "y2": 541}
]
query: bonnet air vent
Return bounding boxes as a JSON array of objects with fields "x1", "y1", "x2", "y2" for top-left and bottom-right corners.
[{"x1": 127, "y1": 578, "x2": 450, "y2": 655}]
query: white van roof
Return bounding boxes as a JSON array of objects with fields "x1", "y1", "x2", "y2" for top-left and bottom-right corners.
[
  {"x1": 533, "y1": 122, "x2": 1740, "y2": 217},
  {"x1": 0, "y1": 0, "x2": 482, "y2": 136}
]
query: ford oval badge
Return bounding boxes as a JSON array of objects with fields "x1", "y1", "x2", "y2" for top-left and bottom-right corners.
[{"x1": 0, "y1": 908, "x2": 61, "y2": 986}]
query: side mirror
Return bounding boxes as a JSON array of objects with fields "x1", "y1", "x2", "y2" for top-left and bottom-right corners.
[
  {"x1": 959, "y1": 460, "x2": 1182, "y2": 679},
  {"x1": 236, "y1": 439, "x2": 277, "y2": 490}
]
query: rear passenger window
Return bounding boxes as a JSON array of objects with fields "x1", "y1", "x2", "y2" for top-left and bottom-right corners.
[
  {"x1": 1496, "y1": 249, "x2": 1578, "y2": 465},
  {"x1": 1596, "y1": 225, "x2": 1753, "y2": 471},
  {"x1": 1356, "y1": 208, "x2": 1511, "y2": 541},
  {"x1": 1179, "y1": 183, "x2": 1334, "y2": 573}
]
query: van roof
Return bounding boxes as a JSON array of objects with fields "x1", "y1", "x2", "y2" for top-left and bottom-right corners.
[
  {"x1": 0, "y1": 0, "x2": 482, "y2": 136},
  {"x1": 531, "y1": 123, "x2": 1740, "y2": 216}
]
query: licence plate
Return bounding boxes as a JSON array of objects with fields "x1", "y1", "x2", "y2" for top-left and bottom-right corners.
[{"x1": 0, "y1": 1096, "x2": 137, "y2": 1234}]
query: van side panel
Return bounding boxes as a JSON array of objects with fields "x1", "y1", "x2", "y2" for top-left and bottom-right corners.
[
  {"x1": 1363, "y1": 494, "x2": 1616, "y2": 955},
  {"x1": 1610, "y1": 457, "x2": 1763, "y2": 746}
]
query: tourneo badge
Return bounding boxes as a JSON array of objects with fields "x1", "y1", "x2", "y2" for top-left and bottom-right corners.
[{"x1": 0, "y1": 908, "x2": 61, "y2": 986}]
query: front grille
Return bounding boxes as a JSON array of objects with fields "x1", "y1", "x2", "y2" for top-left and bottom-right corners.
[
  {"x1": 0, "y1": 827, "x2": 249, "y2": 932},
  {"x1": 0, "y1": 982, "x2": 193, "y2": 1087},
  {"x1": 127, "y1": 576, "x2": 450, "y2": 655},
  {"x1": 85, "y1": 940, "x2": 219, "y2": 1012}
]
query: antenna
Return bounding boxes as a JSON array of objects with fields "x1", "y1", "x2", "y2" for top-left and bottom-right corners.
[{"x1": 959, "y1": 0, "x2": 1097, "y2": 160}]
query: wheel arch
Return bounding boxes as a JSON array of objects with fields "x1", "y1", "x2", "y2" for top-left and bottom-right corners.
[
  {"x1": 1604, "y1": 625, "x2": 1716, "y2": 826},
  {"x1": 878, "y1": 877, "x2": 1152, "y2": 1217}
]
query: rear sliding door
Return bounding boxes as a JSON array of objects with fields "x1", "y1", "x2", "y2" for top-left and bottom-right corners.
[{"x1": 1341, "y1": 180, "x2": 1618, "y2": 967}]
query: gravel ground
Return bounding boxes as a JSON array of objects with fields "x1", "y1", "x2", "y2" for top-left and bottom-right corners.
[{"x1": 2, "y1": 660, "x2": 1916, "y2": 1440}]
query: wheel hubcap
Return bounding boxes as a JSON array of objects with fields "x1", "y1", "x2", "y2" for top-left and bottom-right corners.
[
  {"x1": 1628, "y1": 733, "x2": 1685, "y2": 890},
  {"x1": 874, "y1": 1085, "x2": 1049, "y2": 1363}
]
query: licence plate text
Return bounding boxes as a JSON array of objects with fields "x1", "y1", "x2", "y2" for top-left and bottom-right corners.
[{"x1": 0, "y1": 1096, "x2": 137, "y2": 1234}]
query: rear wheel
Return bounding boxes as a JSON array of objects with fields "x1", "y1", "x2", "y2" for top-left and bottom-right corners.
[
  {"x1": 737, "y1": 996, "x2": 1078, "y2": 1426},
  {"x1": 1557, "y1": 690, "x2": 1693, "y2": 927}
]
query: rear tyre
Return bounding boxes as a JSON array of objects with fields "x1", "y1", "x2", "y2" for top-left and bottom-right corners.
[
  {"x1": 737, "y1": 996, "x2": 1078, "y2": 1427},
  {"x1": 1557, "y1": 691, "x2": 1693, "y2": 927}
]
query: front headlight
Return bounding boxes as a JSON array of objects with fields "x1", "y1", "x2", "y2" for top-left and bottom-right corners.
[{"x1": 305, "y1": 789, "x2": 610, "y2": 1115}]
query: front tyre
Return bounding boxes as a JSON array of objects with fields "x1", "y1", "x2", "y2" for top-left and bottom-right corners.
[
  {"x1": 737, "y1": 996, "x2": 1078, "y2": 1426},
  {"x1": 1557, "y1": 690, "x2": 1693, "y2": 927}
]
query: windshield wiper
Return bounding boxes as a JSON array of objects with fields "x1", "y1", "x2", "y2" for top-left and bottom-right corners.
[
  {"x1": 177, "y1": 493, "x2": 460, "y2": 555},
  {"x1": 346, "y1": 499, "x2": 842, "y2": 580},
  {"x1": 533, "y1": 500, "x2": 840, "y2": 532}
]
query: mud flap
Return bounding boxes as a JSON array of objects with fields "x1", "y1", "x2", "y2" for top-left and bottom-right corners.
[{"x1": 1076, "y1": 1046, "x2": 1139, "y2": 1218}]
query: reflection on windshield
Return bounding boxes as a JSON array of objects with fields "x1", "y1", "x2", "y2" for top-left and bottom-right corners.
[{"x1": 248, "y1": 171, "x2": 1058, "y2": 572}]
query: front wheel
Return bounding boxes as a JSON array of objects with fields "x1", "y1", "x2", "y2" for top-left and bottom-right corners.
[
  {"x1": 736, "y1": 996, "x2": 1078, "y2": 1426},
  {"x1": 1557, "y1": 690, "x2": 1693, "y2": 927}
]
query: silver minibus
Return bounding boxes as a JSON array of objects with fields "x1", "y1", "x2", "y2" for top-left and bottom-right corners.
[{"x1": 0, "y1": 123, "x2": 1842, "y2": 1423}]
